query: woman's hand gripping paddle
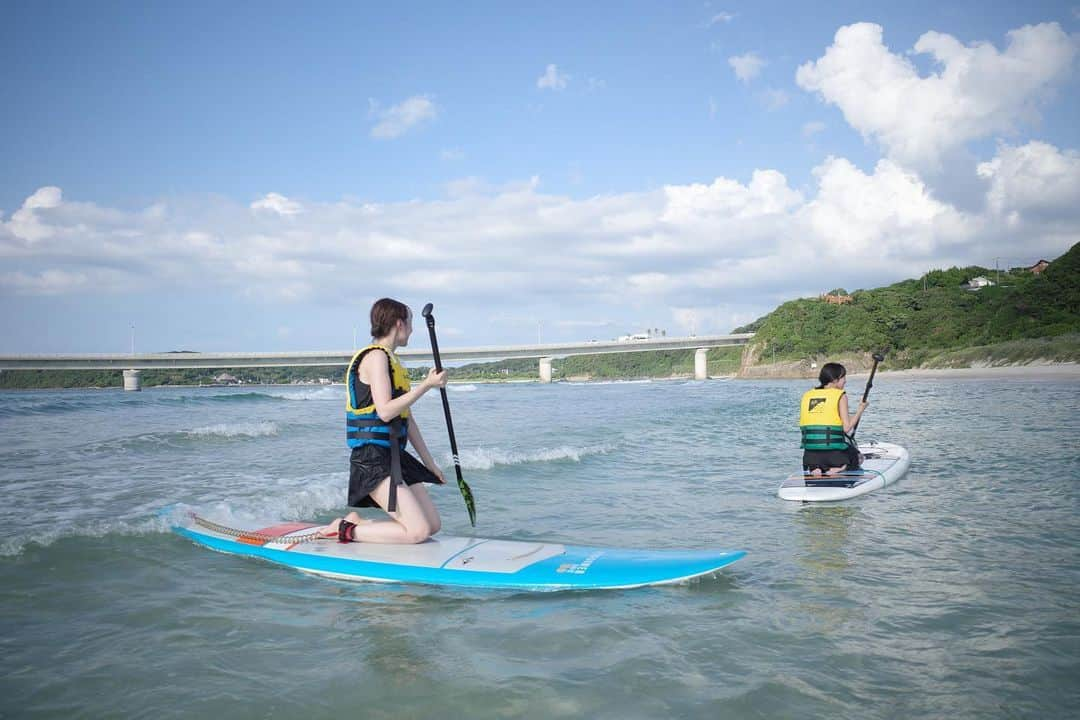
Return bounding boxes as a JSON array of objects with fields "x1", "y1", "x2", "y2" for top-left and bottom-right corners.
[
  {"x1": 850, "y1": 352, "x2": 885, "y2": 441},
  {"x1": 421, "y1": 303, "x2": 477, "y2": 527}
]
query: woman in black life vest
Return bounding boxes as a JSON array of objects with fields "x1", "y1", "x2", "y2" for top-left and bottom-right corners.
[{"x1": 320, "y1": 298, "x2": 448, "y2": 543}]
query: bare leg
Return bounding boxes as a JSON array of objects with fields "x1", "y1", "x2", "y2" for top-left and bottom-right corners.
[
  {"x1": 809, "y1": 468, "x2": 823, "y2": 477},
  {"x1": 825, "y1": 464, "x2": 847, "y2": 476},
  {"x1": 409, "y1": 482, "x2": 441, "y2": 536},
  {"x1": 322, "y1": 477, "x2": 435, "y2": 544}
]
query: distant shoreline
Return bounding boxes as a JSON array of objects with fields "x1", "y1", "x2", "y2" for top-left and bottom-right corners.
[
  {"x1": 3, "y1": 362, "x2": 1078, "y2": 391},
  {"x1": 457, "y1": 362, "x2": 1080, "y2": 383},
  {"x1": 851, "y1": 362, "x2": 1080, "y2": 380}
]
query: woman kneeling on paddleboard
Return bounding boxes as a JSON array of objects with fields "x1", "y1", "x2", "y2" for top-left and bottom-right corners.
[
  {"x1": 799, "y1": 363, "x2": 867, "y2": 476},
  {"x1": 320, "y1": 298, "x2": 448, "y2": 544}
]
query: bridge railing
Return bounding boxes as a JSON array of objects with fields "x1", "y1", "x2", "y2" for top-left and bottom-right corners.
[{"x1": 0, "y1": 334, "x2": 753, "y2": 370}]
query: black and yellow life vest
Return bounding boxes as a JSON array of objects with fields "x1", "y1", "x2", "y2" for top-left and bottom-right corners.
[
  {"x1": 345, "y1": 344, "x2": 411, "y2": 450},
  {"x1": 799, "y1": 387, "x2": 851, "y2": 450}
]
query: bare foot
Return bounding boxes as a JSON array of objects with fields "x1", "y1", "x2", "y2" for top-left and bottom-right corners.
[
  {"x1": 810, "y1": 468, "x2": 823, "y2": 477},
  {"x1": 826, "y1": 465, "x2": 847, "y2": 476},
  {"x1": 316, "y1": 512, "x2": 372, "y2": 539},
  {"x1": 318, "y1": 517, "x2": 342, "y2": 538}
]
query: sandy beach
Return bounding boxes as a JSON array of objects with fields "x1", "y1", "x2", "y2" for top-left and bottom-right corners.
[{"x1": 850, "y1": 362, "x2": 1080, "y2": 380}]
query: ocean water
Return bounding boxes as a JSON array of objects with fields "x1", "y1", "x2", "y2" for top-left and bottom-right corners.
[{"x1": 1, "y1": 376, "x2": 1078, "y2": 719}]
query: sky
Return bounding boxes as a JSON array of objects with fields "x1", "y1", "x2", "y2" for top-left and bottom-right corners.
[{"x1": 2, "y1": 1, "x2": 1079, "y2": 353}]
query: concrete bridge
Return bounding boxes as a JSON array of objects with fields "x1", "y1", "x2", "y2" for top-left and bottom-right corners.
[{"x1": 0, "y1": 333, "x2": 753, "y2": 389}]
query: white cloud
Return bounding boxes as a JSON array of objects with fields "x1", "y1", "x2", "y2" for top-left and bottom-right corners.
[
  {"x1": 671, "y1": 306, "x2": 736, "y2": 336},
  {"x1": 23, "y1": 186, "x2": 63, "y2": 210},
  {"x1": 709, "y1": 12, "x2": 736, "y2": 26},
  {"x1": 978, "y1": 141, "x2": 1080, "y2": 219},
  {"x1": 796, "y1": 22, "x2": 1078, "y2": 170},
  {"x1": 441, "y1": 148, "x2": 465, "y2": 161},
  {"x1": 555, "y1": 318, "x2": 613, "y2": 329},
  {"x1": 0, "y1": 269, "x2": 89, "y2": 296},
  {"x1": 2, "y1": 148, "x2": 1075, "y2": 335},
  {"x1": 729, "y1": 52, "x2": 765, "y2": 82},
  {"x1": 803, "y1": 156, "x2": 972, "y2": 257},
  {"x1": 251, "y1": 192, "x2": 303, "y2": 215},
  {"x1": 537, "y1": 64, "x2": 569, "y2": 91},
  {"x1": 369, "y1": 95, "x2": 438, "y2": 139},
  {"x1": 802, "y1": 121, "x2": 826, "y2": 137},
  {"x1": 662, "y1": 170, "x2": 803, "y2": 225},
  {"x1": 8, "y1": 186, "x2": 63, "y2": 242}
]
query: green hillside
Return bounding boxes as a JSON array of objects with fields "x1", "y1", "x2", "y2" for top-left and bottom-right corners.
[{"x1": 736, "y1": 243, "x2": 1080, "y2": 369}]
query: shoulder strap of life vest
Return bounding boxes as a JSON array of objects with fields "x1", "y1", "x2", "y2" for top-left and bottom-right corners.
[{"x1": 347, "y1": 345, "x2": 409, "y2": 415}]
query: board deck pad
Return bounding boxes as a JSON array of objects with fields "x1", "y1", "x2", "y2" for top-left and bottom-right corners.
[
  {"x1": 777, "y1": 441, "x2": 911, "y2": 502},
  {"x1": 173, "y1": 514, "x2": 746, "y2": 591}
]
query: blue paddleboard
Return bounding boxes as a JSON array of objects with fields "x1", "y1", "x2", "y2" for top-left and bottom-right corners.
[{"x1": 172, "y1": 513, "x2": 745, "y2": 591}]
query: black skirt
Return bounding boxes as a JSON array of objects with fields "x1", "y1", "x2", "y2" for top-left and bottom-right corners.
[
  {"x1": 803, "y1": 446, "x2": 862, "y2": 473},
  {"x1": 348, "y1": 443, "x2": 439, "y2": 508}
]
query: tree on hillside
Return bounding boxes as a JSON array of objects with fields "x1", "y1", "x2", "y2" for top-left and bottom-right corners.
[{"x1": 743, "y1": 242, "x2": 1080, "y2": 365}]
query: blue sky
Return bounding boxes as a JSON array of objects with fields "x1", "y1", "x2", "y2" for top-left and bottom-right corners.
[{"x1": 2, "y1": 1, "x2": 1078, "y2": 353}]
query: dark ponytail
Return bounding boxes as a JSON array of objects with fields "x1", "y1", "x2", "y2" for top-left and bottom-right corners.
[{"x1": 816, "y1": 362, "x2": 846, "y2": 389}]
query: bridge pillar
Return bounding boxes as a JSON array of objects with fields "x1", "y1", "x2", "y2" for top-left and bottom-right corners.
[
  {"x1": 538, "y1": 357, "x2": 552, "y2": 383},
  {"x1": 123, "y1": 369, "x2": 142, "y2": 391},
  {"x1": 694, "y1": 348, "x2": 709, "y2": 380}
]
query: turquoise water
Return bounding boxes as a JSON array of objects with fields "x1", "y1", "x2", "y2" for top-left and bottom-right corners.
[{"x1": 2, "y1": 376, "x2": 1078, "y2": 718}]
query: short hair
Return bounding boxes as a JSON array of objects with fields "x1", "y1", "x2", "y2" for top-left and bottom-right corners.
[{"x1": 369, "y1": 298, "x2": 410, "y2": 338}]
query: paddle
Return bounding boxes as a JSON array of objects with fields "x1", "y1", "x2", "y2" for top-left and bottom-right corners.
[
  {"x1": 850, "y1": 351, "x2": 885, "y2": 440},
  {"x1": 421, "y1": 303, "x2": 477, "y2": 527}
]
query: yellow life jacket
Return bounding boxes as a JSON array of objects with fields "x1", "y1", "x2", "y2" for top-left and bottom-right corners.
[
  {"x1": 345, "y1": 344, "x2": 410, "y2": 450},
  {"x1": 799, "y1": 387, "x2": 850, "y2": 451}
]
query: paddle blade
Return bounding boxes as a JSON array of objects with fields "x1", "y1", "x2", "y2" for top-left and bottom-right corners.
[{"x1": 455, "y1": 469, "x2": 476, "y2": 527}]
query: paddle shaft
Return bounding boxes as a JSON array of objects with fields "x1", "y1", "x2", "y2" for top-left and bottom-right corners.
[
  {"x1": 421, "y1": 305, "x2": 477, "y2": 526},
  {"x1": 851, "y1": 354, "x2": 883, "y2": 439}
]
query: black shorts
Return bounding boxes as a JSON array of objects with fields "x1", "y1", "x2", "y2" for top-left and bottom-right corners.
[
  {"x1": 803, "y1": 446, "x2": 862, "y2": 473},
  {"x1": 348, "y1": 444, "x2": 440, "y2": 508}
]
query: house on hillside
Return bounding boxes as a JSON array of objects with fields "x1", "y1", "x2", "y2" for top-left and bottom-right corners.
[
  {"x1": 820, "y1": 293, "x2": 853, "y2": 305},
  {"x1": 1028, "y1": 259, "x2": 1050, "y2": 275},
  {"x1": 965, "y1": 276, "x2": 995, "y2": 291},
  {"x1": 214, "y1": 372, "x2": 240, "y2": 385}
]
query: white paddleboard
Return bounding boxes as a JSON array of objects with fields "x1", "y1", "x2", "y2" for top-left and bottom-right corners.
[
  {"x1": 777, "y1": 440, "x2": 910, "y2": 502},
  {"x1": 172, "y1": 512, "x2": 746, "y2": 591}
]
